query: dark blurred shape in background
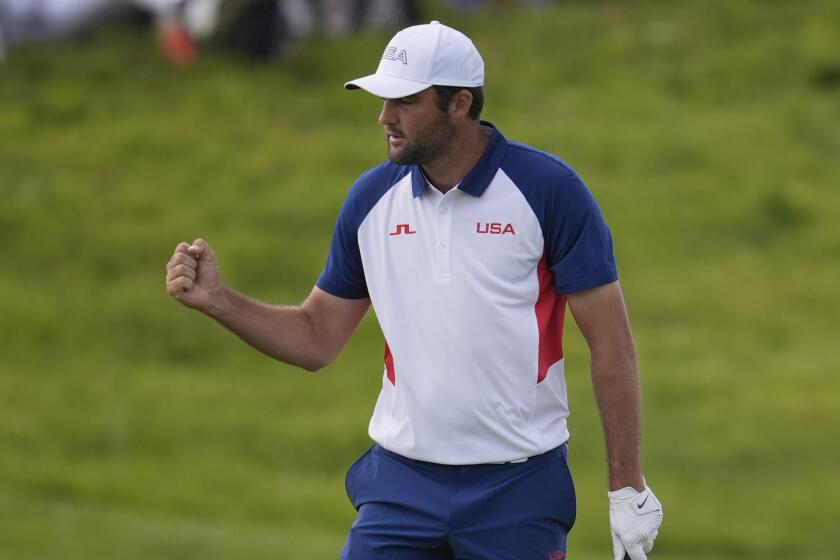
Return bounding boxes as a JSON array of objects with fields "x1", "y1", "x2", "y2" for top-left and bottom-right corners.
[
  {"x1": 211, "y1": 0, "x2": 420, "y2": 61},
  {"x1": 445, "y1": 0, "x2": 550, "y2": 10}
]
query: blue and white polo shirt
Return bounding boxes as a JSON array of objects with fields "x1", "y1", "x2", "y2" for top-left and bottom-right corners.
[{"x1": 317, "y1": 122, "x2": 617, "y2": 465}]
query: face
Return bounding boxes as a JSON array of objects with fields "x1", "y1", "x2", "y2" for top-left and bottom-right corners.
[{"x1": 378, "y1": 87, "x2": 456, "y2": 166}]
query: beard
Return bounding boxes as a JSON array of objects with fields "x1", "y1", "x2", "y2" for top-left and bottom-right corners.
[{"x1": 386, "y1": 112, "x2": 456, "y2": 166}]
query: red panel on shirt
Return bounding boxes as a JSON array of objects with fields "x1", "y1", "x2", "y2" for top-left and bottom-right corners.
[
  {"x1": 535, "y1": 253, "x2": 566, "y2": 383},
  {"x1": 384, "y1": 341, "x2": 396, "y2": 385}
]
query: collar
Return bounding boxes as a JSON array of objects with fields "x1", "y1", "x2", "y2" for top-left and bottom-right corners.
[{"x1": 410, "y1": 121, "x2": 507, "y2": 198}]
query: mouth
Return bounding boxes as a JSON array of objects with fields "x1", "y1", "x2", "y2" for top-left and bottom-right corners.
[{"x1": 387, "y1": 133, "x2": 405, "y2": 147}]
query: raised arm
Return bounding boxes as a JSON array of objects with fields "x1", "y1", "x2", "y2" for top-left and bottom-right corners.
[{"x1": 165, "y1": 239, "x2": 370, "y2": 371}]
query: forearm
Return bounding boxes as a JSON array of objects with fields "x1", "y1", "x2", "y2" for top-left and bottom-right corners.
[
  {"x1": 207, "y1": 286, "x2": 329, "y2": 371},
  {"x1": 591, "y1": 352, "x2": 645, "y2": 492},
  {"x1": 167, "y1": 241, "x2": 369, "y2": 371}
]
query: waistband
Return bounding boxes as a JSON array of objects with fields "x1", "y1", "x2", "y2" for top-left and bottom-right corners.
[{"x1": 374, "y1": 442, "x2": 568, "y2": 469}]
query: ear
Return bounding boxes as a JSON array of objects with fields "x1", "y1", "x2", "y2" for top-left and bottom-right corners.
[{"x1": 449, "y1": 89, "x2": 474, "y2": 120}]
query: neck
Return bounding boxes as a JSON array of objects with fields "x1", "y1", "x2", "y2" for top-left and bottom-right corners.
[{"x1": 422, "y1": 123, "x2": 492, "y2": 193}]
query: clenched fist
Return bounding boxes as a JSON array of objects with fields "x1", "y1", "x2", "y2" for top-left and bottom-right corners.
[{"x1": 165, "y1": 238, "x2": 223, "y2": 313}]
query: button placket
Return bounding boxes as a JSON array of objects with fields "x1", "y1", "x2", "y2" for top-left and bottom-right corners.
[{"x1": 435, "y1": 194, "x2": 454, "y2": 283}]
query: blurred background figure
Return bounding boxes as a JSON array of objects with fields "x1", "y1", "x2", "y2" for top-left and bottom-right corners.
[
  {"x1": 446, "y1": 0, "x2": 551, "y2": 10},
  {"x1": 0, "y1": 0, "x2": 113, "y2": 44},
  {"x1": 208, "y1": 0, "x2": 286, "y2": 61},
  {"x1": 0, "y1": 15, "x2": 6, "y2": 60},
  {"x1": 0, "y1": 0, "x2": 420, "y2": 64},
  {"x1": 209, "y1": 0, "x2": 419, "y2": 61},
  {"x1": 283, "y1": 0, "x2": 418, "y2": 38},
  {"x1": 0, "y1": 0, "x2": 198, "y2": 63},
  {"x1": 144, "y1": 0, "x2": 198, "y2": 64}
]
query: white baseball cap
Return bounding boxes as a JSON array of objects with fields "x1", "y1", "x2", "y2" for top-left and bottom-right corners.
[{"x1": 345, "y1": 21, "x2": 484, "y2": 99}]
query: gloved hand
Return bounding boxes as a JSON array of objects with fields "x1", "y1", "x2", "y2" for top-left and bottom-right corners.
[{"x1": 609, "y1": 484, "x2": 663, "y2": 560}]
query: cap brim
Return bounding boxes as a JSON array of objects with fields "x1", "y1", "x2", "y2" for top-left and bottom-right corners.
[{"x1": 344, "y1": 74, "x2": 431, "y2": 99}]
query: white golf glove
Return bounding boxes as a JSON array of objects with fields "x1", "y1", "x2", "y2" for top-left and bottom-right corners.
[{"x1": 609, "y1": 484, "x2": 663, "y2": 560}]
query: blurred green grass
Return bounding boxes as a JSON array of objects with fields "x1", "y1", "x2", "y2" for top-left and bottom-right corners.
[{"x1": 1, "y1": 1, "x2": 839, "y2": 558}]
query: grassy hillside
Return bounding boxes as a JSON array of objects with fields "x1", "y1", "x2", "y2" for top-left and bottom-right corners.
[{"x1": 1, "y1": 1, "x2": 839, "y2": 558}]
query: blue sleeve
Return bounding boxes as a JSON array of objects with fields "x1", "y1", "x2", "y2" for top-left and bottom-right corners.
[
  {"x1": 316, "y1": 192, "x2": 369, "y2": 299},
  {"x1": 316, "y1": 162, "x2": 409, "y2": 299},
  {"x1": 503, "y1": 144, "x2": 618, "y2": 294},
  {"x1": 544, "y1": 173, "x2": 617, "y2": 293}
]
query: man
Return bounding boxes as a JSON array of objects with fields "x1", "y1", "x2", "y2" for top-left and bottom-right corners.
[{"x1": 166, "y1": 21, "x2": 663, "y2": 560}]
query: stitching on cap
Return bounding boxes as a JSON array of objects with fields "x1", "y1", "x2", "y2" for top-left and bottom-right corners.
[{"x1": 426, "y1": 25, "x2": 442, "y2": 83}]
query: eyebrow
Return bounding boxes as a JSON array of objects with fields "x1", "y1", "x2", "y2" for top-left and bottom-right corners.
[{"x1": 383, "y1": 95, "x2": 419, "y2": 102}]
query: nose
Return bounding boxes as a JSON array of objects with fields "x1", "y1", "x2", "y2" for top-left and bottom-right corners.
[{"x1": 378, "y1": 99, "x2": 398, "y2": 127}]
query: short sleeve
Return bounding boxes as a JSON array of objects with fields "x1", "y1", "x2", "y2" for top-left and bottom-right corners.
[
  {"x1": 545, "y1": 174, "x2": 617, "y2": 294},
  {"x1": 316, "y1": 193, "x2": 369, "y2": 299}
]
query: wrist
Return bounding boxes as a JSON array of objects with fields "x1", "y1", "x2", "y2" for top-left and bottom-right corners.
[
  {"x1": 609, "y1": 474, "x2": 645, "y2": 493},
  {"x1": 206, "y1": 284, "x2": 233, "y2": 320}
]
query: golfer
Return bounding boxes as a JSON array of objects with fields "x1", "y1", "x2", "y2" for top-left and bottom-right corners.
[{"x1": 166, "y1": 21, "x2": 663, "y2": 560}]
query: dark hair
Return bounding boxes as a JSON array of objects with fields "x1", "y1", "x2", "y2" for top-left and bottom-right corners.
[{"x1": 434, "y1": 85, "x2": 485, "y2": 120}]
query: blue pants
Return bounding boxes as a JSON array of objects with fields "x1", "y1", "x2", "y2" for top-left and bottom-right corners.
[{"x1": 341, "y1": 444, "x2": 576, "y2": 560}]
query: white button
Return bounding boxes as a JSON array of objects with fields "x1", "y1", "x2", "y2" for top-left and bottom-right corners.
[
  {"x1": 430, "y1": 20, "x2": 440, "y2": 25},
  {"x1": 440, "y1": 241, "x2": 448, "y2": 248},
  {"x1": 440, "y1": 207, "x2": 448, "y2": 214}
]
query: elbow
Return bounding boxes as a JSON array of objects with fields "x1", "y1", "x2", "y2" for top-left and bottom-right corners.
[
  {"x1": 301, "y1": 360, "x2": 327, "y2": 373},
  {"x1": 267, "y1": 352, "x2": 330, "y2": 373},
  {"x1": 298, "y1": 349, "x2": 338, "y2": 373}
]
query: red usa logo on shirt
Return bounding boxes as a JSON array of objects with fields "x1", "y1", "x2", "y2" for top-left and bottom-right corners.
[{"x1": 476, "y1": 222, "x2": 516, "y2": 235}]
